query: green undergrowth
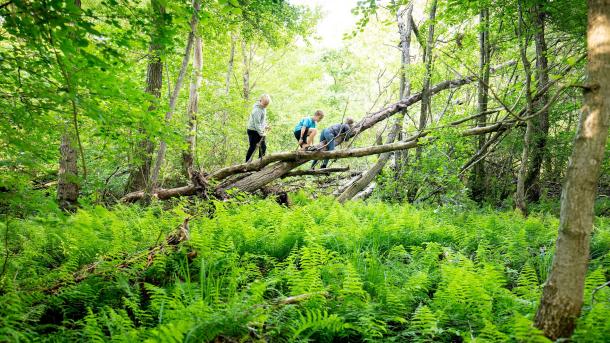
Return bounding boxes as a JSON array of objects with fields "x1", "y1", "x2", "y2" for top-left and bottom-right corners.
[{"x1": 0, "y1": 194, "x2": 609, "y2": 342}]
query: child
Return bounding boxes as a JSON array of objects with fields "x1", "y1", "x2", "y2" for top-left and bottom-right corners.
[
  {"x1": 245, "y1": 94, "x2": 271, "y2": 162},
  {"x1": 294, "y1": 110, "x2": 324, "y2": 150},
  {"x1": 311, "y1": 117, "x2": 355, "y2": 169}
]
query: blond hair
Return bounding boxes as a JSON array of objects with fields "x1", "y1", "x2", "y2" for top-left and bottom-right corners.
[{"x1": 260, "y1": 94, "x2": 271, "y2": 106}]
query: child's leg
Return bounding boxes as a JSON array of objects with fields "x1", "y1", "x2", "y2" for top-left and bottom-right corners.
[{"x1": 307, "y1": 128, "x2": 318, "y2": 147}]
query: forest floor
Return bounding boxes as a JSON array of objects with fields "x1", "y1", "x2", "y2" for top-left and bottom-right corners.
[{"x1": 1, "y1": 194, "x2": 609, "y2": 342}]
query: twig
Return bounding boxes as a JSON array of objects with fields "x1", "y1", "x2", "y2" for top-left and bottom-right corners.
[{"x1": 591, "y1": 281, "x2": 610, "y2": 305}]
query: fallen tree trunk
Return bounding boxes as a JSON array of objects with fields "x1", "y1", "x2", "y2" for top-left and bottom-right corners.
[
  {"x1": 281, "y1": 167, "x2": 349, "y2": 178},
  {"x1": 122, "y1": 140, "x2": 419, "y2": 202},
  {"x1": 222, "y1": 139, "x2": 421, "y2": 193}
]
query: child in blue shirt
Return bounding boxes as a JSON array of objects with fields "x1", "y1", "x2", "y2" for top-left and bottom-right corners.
[{"x1": 294, "y1": 110, "x2": 324, "y2": 150}]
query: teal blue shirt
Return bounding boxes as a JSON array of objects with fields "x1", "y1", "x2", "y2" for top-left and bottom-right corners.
[{"x1": 294, "y1": 117, "x2": 316, "y2": 132}]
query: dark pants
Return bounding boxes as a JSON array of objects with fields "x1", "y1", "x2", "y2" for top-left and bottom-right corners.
[
  {"x1": 246, "y1": 129, "x2": 266, "y2": 162},
  {"x1": 311, "y1": 129, "x2": 335, "y2": 169},
  {"x1": 294, "y1": 128, "x2": 309, "y2": 146}
]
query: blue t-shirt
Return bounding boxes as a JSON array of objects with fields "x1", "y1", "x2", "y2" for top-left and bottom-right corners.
[{"x1": 294, "y1": 117, "x2": 316, "y2": 132}]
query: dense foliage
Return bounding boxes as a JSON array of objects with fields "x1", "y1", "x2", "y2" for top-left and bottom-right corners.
[{"x1": 1, "y1": 197, "x2": 608, "y2": 342}]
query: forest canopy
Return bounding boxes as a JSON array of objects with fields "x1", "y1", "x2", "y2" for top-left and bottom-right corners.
[{"x1": 0, "y1": 0, "x2": 609, "y2": 342}]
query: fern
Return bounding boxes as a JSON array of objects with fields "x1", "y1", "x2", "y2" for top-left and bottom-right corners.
[
  {"x1": 290, "y1": 309, "x2": 348, "y2": 341},
  {"x1": 513, "y1": 263, "x2": 540, "y2": 303},
  {"x1": 409, "y1": 305, "x2": 442, "y2": 343},
  {"x1": 512, "y1": 315, "x2": 551, "y2": 343}
]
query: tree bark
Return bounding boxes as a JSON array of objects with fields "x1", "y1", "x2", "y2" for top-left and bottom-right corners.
[
  {"x1": 182, "y1": 3, "x2": 203, "y2": 178},
  {"x1": 470, "y1": 7, "x2": 491, "y2": 202},
  {"x1": 56, "y1": 0, "x2": 83, "y2": 211},
  {"x1": 150, "y1": 3, "x2": 199, "y2": 189},
  {"x1": 409, "y1": 0, "x2": 437, "y2": 201},
  {"x1": 126, "y1": 0, "x2": 164, "y2": 193},
  {"x1": 57, "y1": 133, "x2": 79, "y2": 210},
  {"x1": 524, "y1": 2, "x2": 550, "y2": 203},
  {"x1": 220, "y1": 35, "x2": 237, "y2": 164},
  {"x1": 394, "y1": 2, "x2": 414, "y2": 175},
  {"x1": 417, "y1": 0, "x2": 437, "y2": 152},
  {"x1": 534, "y1": 0, "x2": 610, "y2": 339},
  {"x1": 242, "y1": 40, "x2": 251, "y2": 101},
  {"x1": 515, "y1": 0, "x2": 535, "y2": 215}
]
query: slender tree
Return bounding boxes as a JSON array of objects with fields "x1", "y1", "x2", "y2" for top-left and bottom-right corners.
[
  {"x1": 56, "y1": 0, "x2": 84, "y2": 211},
  {"x1": 126, "y1": 0, "x2": 165, "y2": 193},
  {"x1": 524, "y1": 2, "x2": 550, "y2": 203},
  {"x1": 470, "y1": 7, "x2": 491, "y2": 203},
  {"x1": 183, "y1": 0, "x2": 203, "y2": 178},
  {"x1": 338, "y1": 2, "x2": 414, "y2": 202},
  {"x1": 149, "y1": 0, "x2": 200, "y2": 189},
  {"x1": 535, "y1": 0, "x2": 610, "y2": 338},
  {"x1": 409, "y1": 0, "x2": 437, "y2": 202}
]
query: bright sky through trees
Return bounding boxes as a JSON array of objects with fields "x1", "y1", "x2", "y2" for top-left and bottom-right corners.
[{"x1": 290, "y1": 0, "x2": 359, "y2": 47}]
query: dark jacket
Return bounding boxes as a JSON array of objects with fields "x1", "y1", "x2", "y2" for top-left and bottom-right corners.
[{"x1": 326, "y1": 123, "x2": 352, "y2": 139}]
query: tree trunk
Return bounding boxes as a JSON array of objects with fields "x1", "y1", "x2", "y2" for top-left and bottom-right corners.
[
  {"x1": 182, "y1": 15, "x2": 203, "y2": 178},
  {"x1": 150, "y1": 2, "x2": 200, "y2": 189},
  {"x1": 409, "y1": 0, "x2": 437, "y2": 202},
  {"x1": 534, "y1": 0, "x2": 610, "y2": 339},
  {"x1": 515, "y1": 1, "x2": 535, "y2": 215},
  {"x1": 126, "y1": 0, "x2": 164, "y2": 193},
  {"x1": 57, "y1": 133, "x2": 79, "y2": 210},
  {"x1": 470, "y1": 7, "x2": 491, "y2": 202},
  {"x1": 393, "y1": 2, "x2": 414, "y2": 181},
  {"x1": 220, "y1": 35, "x2": 237, "y2": 165},
  {"x1": 417, "y1": 0, "x2": 437, "y2": 145},
  {"x1": 242, "y1": 40, "x2": 251, "y2": 101},
  {"x1": 524, "y1": 2, "x2": 550, "y2": 203},
  {"x1": 56, "y1": 0, "x2": 83, "y2": 211}
]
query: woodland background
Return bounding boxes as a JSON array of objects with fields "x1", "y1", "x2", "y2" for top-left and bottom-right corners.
[{"x1": 0, "y1": 0, "x2": 609, "y2": 342}]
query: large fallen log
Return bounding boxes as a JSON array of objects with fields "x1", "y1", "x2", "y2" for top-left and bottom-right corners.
[
  {"x1": 219, "y1": 139, "x2": 421, "y2": 193},
  {"x1": 122, "y1": 140, "x2": 420, "y2": 202}
]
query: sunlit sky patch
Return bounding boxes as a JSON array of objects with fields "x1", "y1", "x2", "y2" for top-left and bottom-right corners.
[{"x1": 290, "y1": 0, "x2": 360, "y2": 48}]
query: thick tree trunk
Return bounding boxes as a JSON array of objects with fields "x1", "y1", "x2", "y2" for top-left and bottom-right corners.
[
  {"x1": 470, "y1": 7, "x2": 491, "y2": 202},
  {"x1": 534, "y1": 0, "x2": 610, "y2": 339},
  {"x1": 524, "y1": 3, "x2": 550, "y2": 203},
  {"x1": 182, "y1": 29, "x2": 203, "y2": 178},
  {"x1": 150, "y1": 4, "x2": 199, "y2": 189},
  {"x1": 126, "y1": 0, "x2": 164, "y2": 193},
  {"x1": 57, "y1": 133, "x2": 79, "y2": 210}
]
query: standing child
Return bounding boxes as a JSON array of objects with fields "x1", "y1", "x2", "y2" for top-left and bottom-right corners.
[
  {"x1": 294, "y1": 110, "x2": 324, "y2": 150},
  {"x1": 245, "y1": 94, "x2": 271, "y2": 162}
]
